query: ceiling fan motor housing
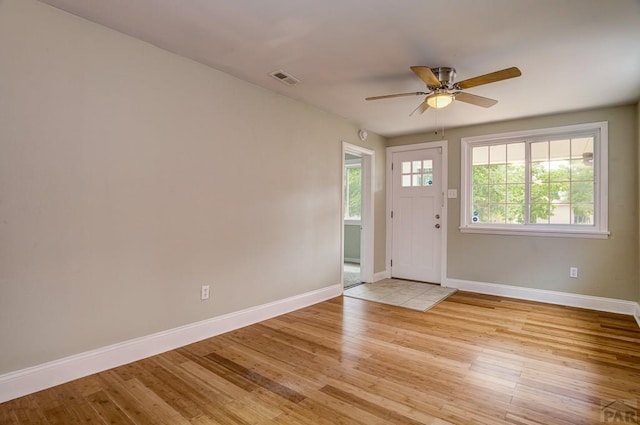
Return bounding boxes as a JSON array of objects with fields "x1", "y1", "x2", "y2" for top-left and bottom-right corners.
[{"x1": 429, "y1": 67, "x2": 456, "y2": 89}]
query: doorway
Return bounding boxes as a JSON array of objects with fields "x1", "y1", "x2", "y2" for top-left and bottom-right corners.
[
  {"x1": 342, "y1": 142, "x2": 374, "y2": 288},
  {"x1": 344, "y1": 152, "x2": 362, "y2": 287},
  {"x1": 386, "y1": 141, "x2": 448, "y2": 284}
]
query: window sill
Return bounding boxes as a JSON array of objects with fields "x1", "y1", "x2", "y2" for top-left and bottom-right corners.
[
  {"x1": 459, "y1": 225, "x2": 609, "y2": 239},
  {"x1": 344, "y1": 219, "x2": 362, "y2": 226}
]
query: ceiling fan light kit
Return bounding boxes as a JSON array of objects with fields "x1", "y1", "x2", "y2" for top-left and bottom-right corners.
[
  {"x1": 426, "y1": 90, "x2": 454, "y2": 109},
  {"x1": 366, "y1": 66, "x2": 521, "y2": 115}
]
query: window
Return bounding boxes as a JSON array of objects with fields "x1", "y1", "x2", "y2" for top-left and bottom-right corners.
[
  {"x1": 401, "y1": 160, "x2": 434, "y2": 187},
  {"x1": 460, "y1": 122, "x2": 608, "y2": 238},
  {"x1": 344, "y1": 162, "x2": 361, "y2": 222}
]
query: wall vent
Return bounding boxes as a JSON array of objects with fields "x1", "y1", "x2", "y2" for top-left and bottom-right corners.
[{"x1": 269, "y1": 70, "x2": 300, "y2": 86}]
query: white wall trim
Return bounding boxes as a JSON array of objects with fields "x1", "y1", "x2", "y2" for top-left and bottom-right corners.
[
  {"x1": 0, "y1": 284, "x2": 342, "y2": 403},
  {"x1": 444, "y1": 278, "x2": 637, "y2": 316},
  {"x1": 634, "y1": 303, "x2": 640, "y2": 328}
]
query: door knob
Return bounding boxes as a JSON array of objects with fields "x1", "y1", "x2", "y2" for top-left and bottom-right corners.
[
  {"x1": 435, "y1": 214, "x2": 440, "y2": 219},
  {"x1": 435, "y1": 223, "x2": 441, "y2": 229}
]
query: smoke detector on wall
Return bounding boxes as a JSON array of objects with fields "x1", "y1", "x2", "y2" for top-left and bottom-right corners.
[{"x1": 358, "y1": 129, "x2": 368, "y2": 141}]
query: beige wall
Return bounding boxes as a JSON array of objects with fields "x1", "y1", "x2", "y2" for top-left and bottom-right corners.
[
  {"x1": 0, "y1": 0, "x2": 387, "y2": 374},
  {"x1": 389, "y1": 105, "x2": 639, "y2": 301}
]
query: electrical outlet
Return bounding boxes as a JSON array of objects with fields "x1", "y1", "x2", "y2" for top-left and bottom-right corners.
[
  {"x1": 201, "y1": 285, "x2": 210, "y2": 300},
  {"x1": 569, "y1": 267, "x2": 578, "y2": 278}
]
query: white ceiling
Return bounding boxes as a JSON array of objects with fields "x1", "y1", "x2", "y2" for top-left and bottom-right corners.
[{"x1": 39, "y1": 0, "x2": 640, "y2": 137}]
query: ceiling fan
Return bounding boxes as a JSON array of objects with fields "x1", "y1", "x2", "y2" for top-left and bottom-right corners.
[{"x1": 366, "y1": 66, "x2": 521, "y2": 115}]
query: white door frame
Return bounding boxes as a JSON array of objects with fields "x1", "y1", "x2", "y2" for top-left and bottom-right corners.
[
  {"x1": 342, "y1": 142, "x2": 374, "y2": 284},
  {"x1": 386, "y1": 141, "x2": 448, "y2": 283}
]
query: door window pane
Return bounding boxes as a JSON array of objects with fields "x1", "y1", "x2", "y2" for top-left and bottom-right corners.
[{"x1": 401, "y1": 159, "x2": 434, "y2": 187}]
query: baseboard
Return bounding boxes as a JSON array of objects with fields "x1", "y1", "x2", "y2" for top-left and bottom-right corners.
[
  {"x1": 0, "y1": 284, "x2": 342, "y2": 403},
  {"x1": 372, "y1": 269, "x2": 390, "y2": 282},
  {"x1": 634, "y1": 303, "x2": 640, "y2": 328},
  {"x1": 443, "y1": 278, "x2": 638, "y2": 316}
]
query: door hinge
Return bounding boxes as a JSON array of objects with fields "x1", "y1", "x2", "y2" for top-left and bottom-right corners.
[
  {"x1": 391, "y1": 162, "x2": 394, "y2": 170},
  {"x1": 391, "y1": 210, "x2": 394, "y2": 219},
  {"x1": 390, "y1": 259, "x2": 393, "y2": 267}
]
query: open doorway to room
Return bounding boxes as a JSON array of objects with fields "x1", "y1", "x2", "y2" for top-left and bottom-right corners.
[
  {"x1": 342, "y1": 142, "x2": 374, "y2": 289},
  {"x1": 343, "y1": 153, "x2": 362, "y2": 288}
]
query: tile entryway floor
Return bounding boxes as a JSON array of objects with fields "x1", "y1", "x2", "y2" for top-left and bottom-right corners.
[{"x1": 344, "y1": 278, "x2": 456, "y2": 311}]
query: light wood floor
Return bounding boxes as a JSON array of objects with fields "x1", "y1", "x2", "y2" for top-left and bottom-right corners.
[{"x1": 2, "y1": 292, "x2": 640, "y2": 424}]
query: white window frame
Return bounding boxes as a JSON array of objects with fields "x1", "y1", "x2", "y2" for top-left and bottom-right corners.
[
  {"x1": 460, "y1": 121, "x2": 609, "y2": 239},
  {"x1": 344, "y1": 159, "x2": 362, "y2": 225}
]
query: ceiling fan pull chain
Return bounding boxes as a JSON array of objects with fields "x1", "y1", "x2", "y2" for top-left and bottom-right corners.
[
  {"x1": 433, "y1": 108, "x2": 445, "y2": 138},
  {"x1": 434, "y1": 107, "x2": 438, "y2": 135}
]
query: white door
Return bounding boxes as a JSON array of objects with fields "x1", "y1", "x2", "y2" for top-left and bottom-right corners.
[{"x1": 391, "y1": 148, "x2": 442, "y2": 282}]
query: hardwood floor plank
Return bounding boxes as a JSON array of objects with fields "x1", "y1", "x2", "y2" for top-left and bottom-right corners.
[
  {"x1": 86, "y1": 391, "x2": 136, "y2": 425},
  {"x1": 1, "y1": 292, "x2": 639, "y2": 424},
  {"x1": 117, "y1": 359, "x2": 207, "y2": 420},
  {"x1": 94, "y1": 371, "x2": 160, "y2": 425},
  {"x1": 290, "y1": 395, "x2": 373, "y2": 425},
  {"x1": 0, "y1": 404, "x2": 19, "y2": 425},
  {"x1": 336, "y1": 370, "x2": 449, "y2": 417},
  {"x1": 317, "y1": 385, "x2": 421, "y2": 425},
  {"x1": 223, "y1": 388, "x2": 296, "y2": 424},
  {"x1": 119, "y1": 378, "x2": 191, "y2": 425},
  {"x1": 204, "y1": 352, "x2": 307, "y2": 403},
  {"x1": 150, "y1": 355, "x2": 233, "y2": 405},
  {"x1": 5, "y1": 396, "x2": 51, "y2": 425}
]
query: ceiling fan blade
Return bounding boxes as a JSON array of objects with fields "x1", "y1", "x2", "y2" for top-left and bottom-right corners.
[
  {"x1": 410, "y1": 66, "x2": 441, "y2": 87},
  {"x1": 409, "y1": 99, "x2": 430, "y2": 116},
  {"x1": 454, "y1": 92, "x2": 498, "y2": 108},
  {"x1": 454, "y1": 67, "x2": 521, "y2": 90},
  {"x1": 365, "y1": 91, "x2": 426, "y2": 101}
]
